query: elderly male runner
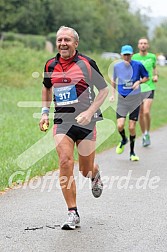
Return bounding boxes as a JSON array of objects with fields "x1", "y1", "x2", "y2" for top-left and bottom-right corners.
[{"x1": 39, "y1": 26, "x2": 109, "y2": 230}]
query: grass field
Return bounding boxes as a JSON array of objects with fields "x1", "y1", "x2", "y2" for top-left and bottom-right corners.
[{"x1": 1, "y1": 46, "x2": 167, "y2": 191}]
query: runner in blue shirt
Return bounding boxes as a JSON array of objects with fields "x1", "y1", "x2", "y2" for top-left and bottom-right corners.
[{"x1": 110, "y1": 45, "x2": 149, "y2": 161}]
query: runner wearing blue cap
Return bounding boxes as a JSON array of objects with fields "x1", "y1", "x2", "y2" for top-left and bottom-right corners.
[{"x1": 110, "y1": 45, "x2": 149, "y2": 161}]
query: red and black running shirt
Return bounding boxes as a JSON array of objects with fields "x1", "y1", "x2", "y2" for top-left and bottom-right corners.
[{"x1": 43, "y1": 51, "x2": 107, "y2": 124}]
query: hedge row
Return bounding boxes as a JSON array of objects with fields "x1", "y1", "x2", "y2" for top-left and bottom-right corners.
[{"x1": 0, "y1": 32, "x2": 56, "y2": 50}]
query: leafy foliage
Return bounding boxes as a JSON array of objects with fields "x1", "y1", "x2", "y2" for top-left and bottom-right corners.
[
  {"x1": 151, "y1": 19, "x2": 167, "y2": 55},
  {"x1": 0, "y1": 0, "x2": 148, "y2": 52},
  {"x1": 2, "y1": 32, "x2": 46, "y2": 50}
]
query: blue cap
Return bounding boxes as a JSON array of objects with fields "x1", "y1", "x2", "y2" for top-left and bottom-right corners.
[{"x1": 121, "y1": 45, "x2": 133, "y2": 55}]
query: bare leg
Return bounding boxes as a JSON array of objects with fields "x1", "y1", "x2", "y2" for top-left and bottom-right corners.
[
  {"x1": 142, "y1": 98, "x2": 153, "y2": 132},
  {"x1": 139, "y1": 103, "x2": 145, "y2": 134},
  {"x1": 54, "y1": 134, "x2": 76, "y2": 208},
  {"x1": 77, "y1": 139, "x2": 98, "y2": 179},
  {"x1": 77, "y1": 139, "x2": 103, "y2": 198},
  {"x1": 117, "y1": 117, "x2": 126, "y2": 132},
  {"x1": 139, "y1": 99, "x2": 153, "y2": 134}
]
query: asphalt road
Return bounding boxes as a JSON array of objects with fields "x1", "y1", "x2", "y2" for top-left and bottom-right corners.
[{"x1": 0, "y1": 126, "x2": 167, "y2": 252}]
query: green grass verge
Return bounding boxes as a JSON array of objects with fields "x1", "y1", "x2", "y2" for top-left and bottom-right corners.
[{"x1": 0, "y1": 47, "x2": 167, "y2": 191}]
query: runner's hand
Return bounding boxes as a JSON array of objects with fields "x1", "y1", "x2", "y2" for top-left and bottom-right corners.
[
  {"x1": 75, "y1": 112, "x2": 92, "y2": 126},
  {"x1": 39, "y1": 114, "x2": 49, "y2": 131},
  {"x1": 109, "y1": 95, "x2": 115, "y2": 102}
]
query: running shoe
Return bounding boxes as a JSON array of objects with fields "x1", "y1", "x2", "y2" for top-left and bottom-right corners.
[
  {"x1": 142, "y1": 133, "x2": 151, "y2": 147},
  {"x1": 116, "y1": 138, "x2": 128, "y2": 154},
  {"x1": 130, "y1": 153, "x2": 139, "y2": 161},
  {"x1": 61, "y1": 210, "x2": 80, "y2": 230},
  {"x1": 92, "y1": 171, "x2": 103, "y2": 198}
]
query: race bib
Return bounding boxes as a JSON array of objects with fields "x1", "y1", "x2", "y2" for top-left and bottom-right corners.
[
  {"x1": 123, "y1": 80, "x2": 133, "y2": 89},
  {"x1": 54, "y1": 84, "x2": 78, "y2": 105}
]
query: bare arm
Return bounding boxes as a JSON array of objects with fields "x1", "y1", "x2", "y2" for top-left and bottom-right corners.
[
  {"x1": 39, "y1": 86, "x2": 52, "y2": 131},
  {"x1": 109, "y1": 79, "x2": 116, "y2": 102},
  {"x1": 132, "y1": 76, "x2": 149, "y2": 90},
  {"x1": 140, "y1": 76, "x2": 149, "y2": 83},
  {"x1": 153, "y1": 66, "x2": 158, "y2": 82}
]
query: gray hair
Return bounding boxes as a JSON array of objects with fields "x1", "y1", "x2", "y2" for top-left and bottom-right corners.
[{"x1": 56, "y1": 26, "x2": 79, "y2": 42}]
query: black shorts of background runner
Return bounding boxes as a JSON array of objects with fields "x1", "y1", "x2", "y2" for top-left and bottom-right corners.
[
  {"x1": 116, "y1": 94, "x2": 141, "y2": 121},
  {"x1": 141, "y1": 90, "x2": 155, "y2": 102}
]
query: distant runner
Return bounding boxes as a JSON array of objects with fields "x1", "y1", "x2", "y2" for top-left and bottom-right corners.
[
  {"x1": 110, "y1": 45, "x2": 148, "y2": 161},
  {"x1": 132, "y1": 37, "x2": 158, "y2": 147}
]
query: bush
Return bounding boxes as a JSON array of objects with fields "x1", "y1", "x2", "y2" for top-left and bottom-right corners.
[
  {"x1": 0, "y1": 40, "x2": 24, "y2": 49},
  {"x1": 2, "y1": 32, "x2": 46, "y2": 50},
  {"x1": 46, "y1": 32, "x2": 56, "y2": 49}
]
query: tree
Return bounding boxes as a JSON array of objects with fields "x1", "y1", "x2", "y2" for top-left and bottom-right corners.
[
  {"x1": 0, "y1": 0, "x2": 23, "y2": 33},
  {"x1": 0, "y1": 0, "x2": 149, "y2": 52},
  {"x1": 151, "y1": 19, "x2": 167, "y2": 55}
]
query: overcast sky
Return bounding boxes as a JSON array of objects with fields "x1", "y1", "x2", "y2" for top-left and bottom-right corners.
[{"x1": 129, "y1": 0, "x2": 167, "y2": 17}]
